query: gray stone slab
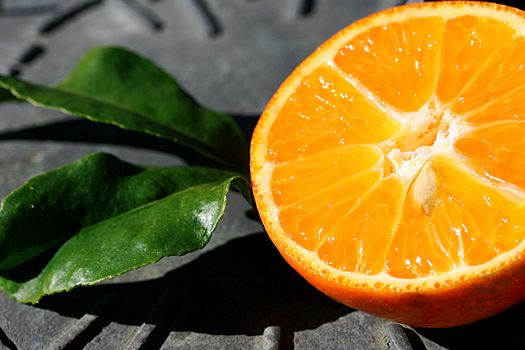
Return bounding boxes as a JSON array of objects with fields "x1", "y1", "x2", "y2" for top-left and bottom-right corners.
[
  {"x1": 83, "y1": 322, "x2": 137, "y2": 350},
  {"x1": 6, "y1": 0, "x2": 522, "y2": 349},
  {"x1": 161, "y1": 332, "x2": 262, "y2": 350},
  {"x1": 294, "y1": 312, "x2": 385, "y2": 349},
  {"x1": 2, "y1": 0, "x2": 59, "y2": 11},
  {"x1": 0, "y1": 294, "x2": 76, "y2": 350},
  {"x1": 0, "y1": 13, "x2": 48, "y2": 72},
  {"x1": 21, "y1": 0, "x2": 409, "y2": 115},
  {"x1": 0, "y1": 1, "x2": 426, "y2": 349}
]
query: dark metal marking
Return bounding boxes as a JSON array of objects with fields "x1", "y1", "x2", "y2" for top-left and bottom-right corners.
[
  {"x1": 8, "y1": 65, "x2": 21, "y2": 77},
  {"x1": 284, "y1": 0, "x2": 316, "y2": 19},
  {"x1": 187, "y1": 0, "x2": 222, "y2": 37},
  {"x1": 18, "y1": 44, "x2": 45, "y2": 64},
  {"x1": 5, "y1": 43, "x2": 45, "y2": 78},
  {"x1": 38, "y1": 0, "x2": 102, "y2": 34},
  {"x1": 121, "y1": 0, "x2": 164, "y2": 31},
  {"x1": 297, "y1": 0, "x2": 315, "y2": 16}
]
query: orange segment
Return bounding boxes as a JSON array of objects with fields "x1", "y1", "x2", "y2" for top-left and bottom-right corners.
[
  {"x1": 271, "y1": 145, "x2": 383, "y2": 250},
  {"x1": 317, "y1": 176, "x2": 405, "y2": 274},
  {"x1": 450, "y1": 37, "x2": 525, "y2": 120},
  {"x1": 455, "y1": 121, "x2": 525, "y2": 188},
  {"x1": 335, "y1": 17, "x2": 445, "y2": 112},
  {"x1": 437, "y1": 16, "x2": 516, "y2": 105},
  {"x1": 388, "y1": 155, "x2": 524, "y2": 278},
  {"x1": 267, "y1": 65, "x2": 400, "y2": 163},
  {"x1": 250, "y1": 2, "x2": 525, "y2": 327}
]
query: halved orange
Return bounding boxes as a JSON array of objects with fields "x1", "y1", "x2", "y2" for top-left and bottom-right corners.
[{"x1": 250, "y1": 1, "x2": 525, "y2": 327}]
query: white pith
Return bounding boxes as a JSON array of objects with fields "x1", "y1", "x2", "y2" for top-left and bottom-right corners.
[{"x1": 382, "y1": 105, "x2": 467, "y2": 182}]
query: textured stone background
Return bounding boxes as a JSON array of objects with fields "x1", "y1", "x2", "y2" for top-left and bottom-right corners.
[{"x1": 0, "y1": 1, "x2": 525, "y2": 349}]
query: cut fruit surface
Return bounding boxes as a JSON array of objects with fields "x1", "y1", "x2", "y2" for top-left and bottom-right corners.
[{"x1": 250, "y1": 2, "x2": 525, "y2": 327}]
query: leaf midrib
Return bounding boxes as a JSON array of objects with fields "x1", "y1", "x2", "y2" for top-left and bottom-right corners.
[
  {"x1": 0, "y1": 77, "x2": 216, "y2": 154},
  {"x1": 2, "y1": 179, "x2": 234, "y2": 278}
]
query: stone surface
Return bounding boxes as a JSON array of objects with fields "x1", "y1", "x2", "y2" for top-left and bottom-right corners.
[{"x1": 1, "y1": 1, "x2": 525, "y2": 349}]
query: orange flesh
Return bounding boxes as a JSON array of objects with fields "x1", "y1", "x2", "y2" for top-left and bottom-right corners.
[{"x1": 266, "y1": 14, "x2": 525, "y2": 279}]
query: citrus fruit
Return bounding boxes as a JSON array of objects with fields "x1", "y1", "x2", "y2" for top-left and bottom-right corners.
[{"x1": 250, "y1": 1, "x2": 525, "y2": 328}]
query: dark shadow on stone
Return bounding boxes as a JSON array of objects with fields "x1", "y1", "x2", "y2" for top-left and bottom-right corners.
[
  {"x1": 423, "y1": 0, "x2": 523, "y2": 9},
  {"x1": 232, "y1": 114, "x2": 258, "y2": 141},
  {"x1": 0, "y1": 114, "x2": 258, "y2": 169},
  {"x1": 416, "y1": 300, "x2": 525, "y2": 349},
  {"x1": 489, "y1": 0, "x2": 524, "y2": 9},
  {"x1": 36, "y1": 232, "x2": 352, "y2": 336},
  {"x1": 0, "y1": 326, "x2": 18, "y2": 350},
  {"x1": 402, "y1": 327, "x2": 427, "y2": 350}
]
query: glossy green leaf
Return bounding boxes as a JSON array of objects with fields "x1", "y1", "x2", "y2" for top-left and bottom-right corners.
[
  {"x1": 0, "y1": 47, "x2": 248, "y2": 167},
  {"x1": 0, "y1": 153, "x2": 249, "y2": 303}
]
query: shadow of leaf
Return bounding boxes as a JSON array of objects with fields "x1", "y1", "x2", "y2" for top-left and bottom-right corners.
[
  {"x1": 36, "y1": 232, "x2": 352, "y2": 336},
  {"x1": 0, "y1": 114, "x2": 258, "y2": 169}
]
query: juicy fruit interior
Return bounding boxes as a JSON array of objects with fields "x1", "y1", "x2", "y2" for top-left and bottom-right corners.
[{"x1": 267, "y1": 15, "x2": 525, "y2": 279}]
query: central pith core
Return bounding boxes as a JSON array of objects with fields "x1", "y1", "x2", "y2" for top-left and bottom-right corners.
[
  {"x1": 381, "y1": 103, "x2": 468, "y2": 182},
  {"x1": 396, "y1": 110, "x2": 447, "y2": 152}
]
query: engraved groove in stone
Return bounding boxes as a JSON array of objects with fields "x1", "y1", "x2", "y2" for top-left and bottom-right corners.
[{"x1": 38, "y1": 0, "x2": 102, "y2": 34}]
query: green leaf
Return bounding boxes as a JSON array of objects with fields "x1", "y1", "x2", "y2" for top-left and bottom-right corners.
[
  {"x1": 0, "y1": 47, "x2": 248, "y2": 168},
  {"x1": 0, "y1": 153, "x2": 249, "y2": 303}
]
